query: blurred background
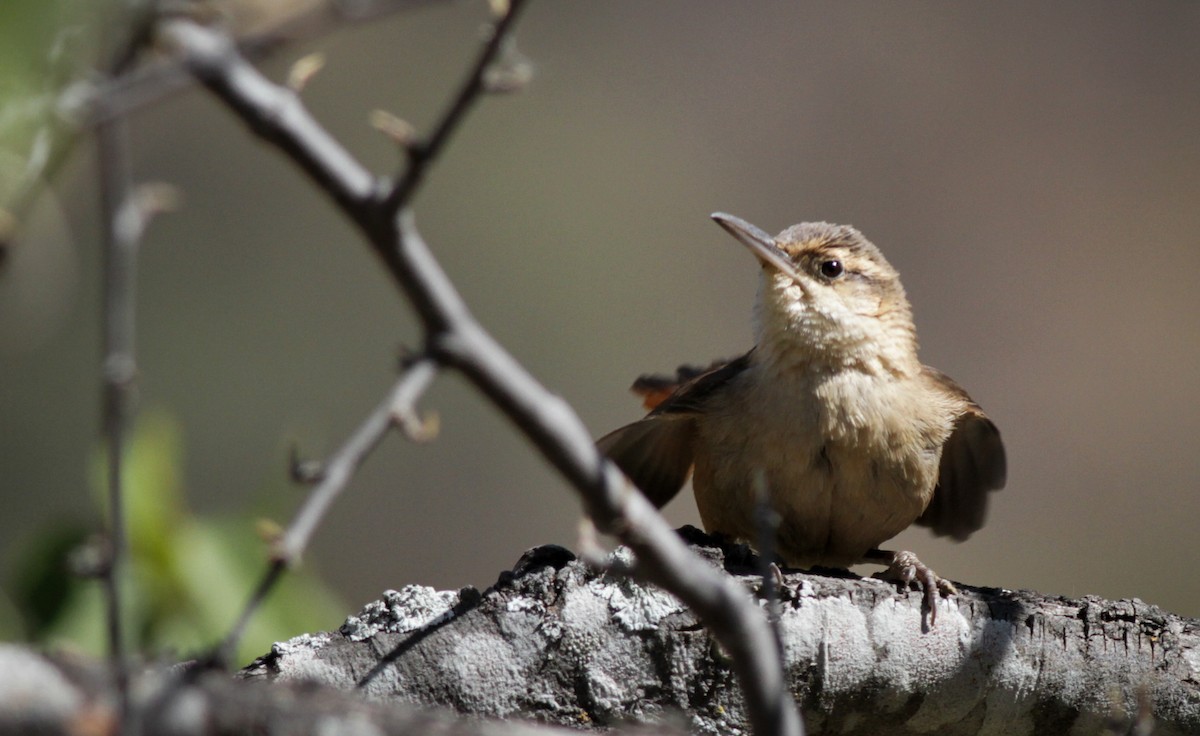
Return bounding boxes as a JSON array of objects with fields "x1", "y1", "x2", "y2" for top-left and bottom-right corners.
[{"x1": 2, "y1": 1, "x2": 1199, "y2": 658}]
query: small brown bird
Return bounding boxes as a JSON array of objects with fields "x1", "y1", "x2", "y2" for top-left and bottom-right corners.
[{"x1": 598, "y1": 213, "x2": 1006, "y2": 622}]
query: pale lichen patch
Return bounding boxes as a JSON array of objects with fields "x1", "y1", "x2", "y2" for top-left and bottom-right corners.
[{"x1": 341, "y1": 586, "x2": 460, "y2": 642}]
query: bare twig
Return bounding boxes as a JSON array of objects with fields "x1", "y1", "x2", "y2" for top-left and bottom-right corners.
[
  {"x1": 276, "y1": 357, "x2": 437, "y2": 566},
  {"x1": 90, "y1": 6, "x2": 187, "y2": 730},
  {"x1": 95, "y1": 105, "x2": 136, "y2": 731},
  {"x1": 382, "y1": 0, "x2": 531, "y2": 213},
  {"x1": 162, "y1": 9, "x2": 802, "y2": 735},
  {"x1": 209, "y1": 559, "x2": 286, "y2": 669},
  {"x1": 213, "y1": 358, "x2": 438, "y2": 664}
]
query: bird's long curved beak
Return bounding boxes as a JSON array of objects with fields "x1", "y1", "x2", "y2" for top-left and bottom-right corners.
[{"x1": 710, "y1": 212, "x2": 805, "y2": 288}]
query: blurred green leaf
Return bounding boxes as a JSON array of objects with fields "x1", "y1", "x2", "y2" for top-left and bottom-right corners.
[
  {"x1": 0, "y1": 2, "x2": 87, "y2": 155},
  {"x1": 8, "y1": 408, "x2": 346, "y2": 665},
  {"x1": 0, "y1": 0, "x2": 107, "y2": 235},
  {"x1": 3, "y1": 522, "x2": 89, "y2": 639},
  {"x1": 109, "y1": 411, "x2": 187, "y2": 563}
]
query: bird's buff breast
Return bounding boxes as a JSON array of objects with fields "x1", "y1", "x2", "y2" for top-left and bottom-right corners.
[{"x1": 691, "y1": 365, "x2": 945, "y2": 568}]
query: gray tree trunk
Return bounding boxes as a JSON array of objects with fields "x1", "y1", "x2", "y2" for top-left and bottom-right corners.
[{"x1": 244, "y1": 532, "x2": 1200, "y2": 735}]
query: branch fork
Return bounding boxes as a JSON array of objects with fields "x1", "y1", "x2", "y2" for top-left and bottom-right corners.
[{"x1": 132, "y1": 4, "x2": 805, "y2": 734}]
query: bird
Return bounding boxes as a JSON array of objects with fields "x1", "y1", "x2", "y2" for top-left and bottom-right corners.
[{"x1": 598, "y1": 213, "x2": 1006, "y2": 623}]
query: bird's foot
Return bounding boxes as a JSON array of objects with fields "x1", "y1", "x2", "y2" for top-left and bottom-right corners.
[{"x1": 869, "y1": 549, "x2": 956, "y2": 626}]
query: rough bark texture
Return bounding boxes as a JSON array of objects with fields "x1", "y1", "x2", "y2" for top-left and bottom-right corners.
[
  {"x1": 0, "y1": 643, "x2": 619, "y2": 736},
  {"x1": 245, "y1": 531, "x2": 1200, "y2": 735},
  {"x1": 4, "y1": 532, "x2": 1198, "y2": 735}
]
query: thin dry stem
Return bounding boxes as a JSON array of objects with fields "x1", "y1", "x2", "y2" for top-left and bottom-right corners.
[
  {"x1": 96, "y1": 106, "x2": 135, "y2": 732},
  {"x1": 210, "y1": 359, "x2": 438, "y2": 666}
]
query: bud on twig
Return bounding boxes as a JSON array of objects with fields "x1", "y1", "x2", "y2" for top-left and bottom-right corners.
[
  {"x1": 286, "y1": 52, "x2": 326, "y2": 92},
  {"x1": 369, "y1": 109, "x2": 417, "y2": 147}
]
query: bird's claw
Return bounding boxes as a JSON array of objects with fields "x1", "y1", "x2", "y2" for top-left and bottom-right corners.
[{"x1": 875, "y1": 549, "x2": 955, "y2": 626}]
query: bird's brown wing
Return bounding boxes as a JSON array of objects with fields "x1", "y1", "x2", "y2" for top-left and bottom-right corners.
[
  {"x1": 631, "y1": 359, "x2": 728, "y2": 411},
  {"x1": 597, "y1": 351, "x2": 753, "y2": 508},
  {"x1": 915, "y1": 367, "x2": 1007, "y2": 541},
  {"x1": 595, "y1": 416, "x2": 697, "y2": 508}
]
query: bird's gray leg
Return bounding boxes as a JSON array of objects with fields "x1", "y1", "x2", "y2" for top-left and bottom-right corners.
[{"x1": 864, "y1": 548, "x2": 956, "y2": 626}]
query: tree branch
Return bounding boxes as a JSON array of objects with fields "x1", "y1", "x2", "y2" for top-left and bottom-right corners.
[
  {"x1": 160, "y1": 11, "x2": 802, "y2": 736},
  {"x1": 249, "y1": 538, "x2": 1200, "y2": 735},
  {"x1": 0, "y1": 644, "x2": 636, "y2": 736},
  {"x1": 156, "y1": 19, "x2": 377, "y2": 217}
]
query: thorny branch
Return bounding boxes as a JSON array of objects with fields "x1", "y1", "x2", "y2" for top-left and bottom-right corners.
[{"x1": 160, "y1": 5, "x2": 802, "y2": 736}]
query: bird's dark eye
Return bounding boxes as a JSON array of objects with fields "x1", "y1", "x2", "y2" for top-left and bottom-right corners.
[{"x1": 819, "y1": 259, "x2": 844, "y2": 279}]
